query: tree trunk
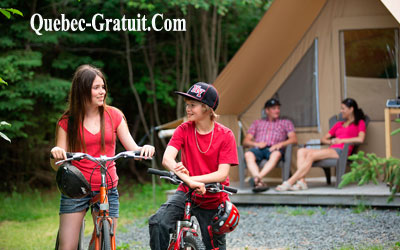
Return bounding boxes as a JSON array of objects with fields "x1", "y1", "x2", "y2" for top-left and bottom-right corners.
[
  {"x1": 176, "y1": 7, "x2": 191, "y2": 119},
  {"x1": 120, "y1": 3, "x2": 150, "y2": 136},
  {"x1": 193, "y1": 11, "x2": 202, "y2": 81},
  {"x1": 142, "y1": 35, "x2": 161, "y2": 126},
  {"x1": 123, "y1": 32, "x2": 150, "y2": 136}
]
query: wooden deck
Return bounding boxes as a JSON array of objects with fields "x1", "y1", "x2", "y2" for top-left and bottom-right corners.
[
  {"x1": 229, "y1": 178, "x2": 400, "y2": 207},
  {"x1": 166, "y1": 178, "x2": 400, "y2": 207}
]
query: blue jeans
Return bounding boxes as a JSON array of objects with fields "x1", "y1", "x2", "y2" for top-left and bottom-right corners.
[{"x1": 148, "y1": 191, "x2": 226, "y2": 250}]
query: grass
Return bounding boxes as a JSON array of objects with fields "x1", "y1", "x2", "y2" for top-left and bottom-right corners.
[
  {"x1": 274, "y1": 205, "x2": 316, "y2": 216},
  {"x1": 337, "y1": 242, "x2": 400, "y2": 250},
  {"x1": 352, "y1": 201, "x2": 371, "y2": 214},
  {"x1": 0, "y1": 182, "x2": 174, "y2": 250}
]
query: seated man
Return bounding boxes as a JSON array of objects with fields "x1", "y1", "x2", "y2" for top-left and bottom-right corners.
[{"x1": 243, "y1": 98, "x2": 297, "y2": 192}]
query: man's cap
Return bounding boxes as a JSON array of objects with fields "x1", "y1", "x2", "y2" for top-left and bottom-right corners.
[
  {"x1": 264, "y1": 98, "x2": 281, "y2": 108},
  {"x1": 175, "y1": 82, "x2": 219, "y2": 110}
]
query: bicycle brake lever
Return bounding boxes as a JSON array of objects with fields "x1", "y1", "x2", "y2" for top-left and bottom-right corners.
[
  {"x1": 207, "y1": 187, "x2": 219, "y2": 193},
  {"x1": 220, "y1": 190, "x2": 233, "y2": 195},
  {"x1": 160, "y1": 176, "x2": 181, "y2": 185},
  {"x1": 72, "y1": 153, "x2": 86, "y2": 160}
]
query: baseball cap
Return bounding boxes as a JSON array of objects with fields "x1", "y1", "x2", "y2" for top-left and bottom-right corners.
[
  {"x1": 264, "y1": 98, "x2": 281, "y2": 108},
  {"x1": 175, "y1": 82, "x2": 219, "y2": 110}
]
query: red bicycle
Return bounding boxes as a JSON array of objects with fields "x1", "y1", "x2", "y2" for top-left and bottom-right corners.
[
  {"x1": 147, "y1": 168, "x2": 239, "y2": 250},
  {"x1": 54, "y1": 151, "x2": 150, "y2": 250}
]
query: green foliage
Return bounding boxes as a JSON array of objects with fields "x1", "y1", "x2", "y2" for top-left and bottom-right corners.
[
  {"x1": 0, "y1": 77, "x2": 7, "y2": 85},
  {"x1": 0, "y1": 8, "x2": 23, "y2": 19},
  {"x1": 119, "y1": 182, "x2": 175, "y2": 220},
  {"x1": 0, "y1": 0, "x2": 268, "y2": 189},
  {"x1": 352, "y1": 201, "x2": 371, "y2": 214},
  {"x1": 289, "y1": 207, "x2": 315, "y2": 216},
  {"x1": 167, "y1": 0, "x2": 271, "y2": 16},
  {"x1": 273, "y1": 205, "x2": 316, "y2": 216},
  {"x1": 0, "y1": 183, "x2": 172, "y2": 249},
  {"x1": 391, "y1": 118, "x2": 400, "y2": 136},
  {"x1": 52, "y1": 52, "x2": 105, "y2": 70},
  {"x1": 337, "y1": 243, "x2": 400, "y2": 250},
  {"x1": 0, "y1": 121, "x2": 11, "y2": 142},
  {"x1": 339, "y1": 151, "x2": 400, "y2": 202},
  {"x1": 0, "y1": 189, "x2": 59, "y2": 222},
  {"x1": 0, "y1": 50, "x2": 70, "y2": 139}
]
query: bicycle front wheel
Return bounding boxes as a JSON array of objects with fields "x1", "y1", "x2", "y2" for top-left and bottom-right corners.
[
  {"x1": 101, "y1": 221, "x2": 111, "y2": 250},
  {"x1": 182, "y1": 235, "x2": 205, "y2": 250}
]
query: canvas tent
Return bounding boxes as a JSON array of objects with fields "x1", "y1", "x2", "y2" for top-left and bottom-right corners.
[{"x1": 212, "y1": 0, "x2": 400, "y2": 180}]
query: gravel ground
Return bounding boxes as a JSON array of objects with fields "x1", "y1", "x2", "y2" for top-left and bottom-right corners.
[{"x1": 89, "y1": 205, "x2": 400, "y2": 249}]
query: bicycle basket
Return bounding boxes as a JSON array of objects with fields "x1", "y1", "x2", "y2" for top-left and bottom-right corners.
[{"x1": 56, "y1": 162, "x2": 91, "y2": 199}]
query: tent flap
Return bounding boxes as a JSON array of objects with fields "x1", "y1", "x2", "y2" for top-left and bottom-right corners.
[{"x1": 214, "y1": 0, "x2": 327, "y2": 115}]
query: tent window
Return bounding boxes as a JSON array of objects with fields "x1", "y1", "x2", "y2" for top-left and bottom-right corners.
[
  {"x1": 274, "y1": 39, "x2": 319, "y2": 129},
  {"x1": 340, "y1": 28, "x2": 399, "y2": 121}
]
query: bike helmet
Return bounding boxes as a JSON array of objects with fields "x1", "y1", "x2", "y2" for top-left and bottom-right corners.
[
  {"x1": 210, "y1": 201, "x2": 240, "y2": 234},
  {"x1": 56, "y1": 162, "x2": 91, "y2": 199}
]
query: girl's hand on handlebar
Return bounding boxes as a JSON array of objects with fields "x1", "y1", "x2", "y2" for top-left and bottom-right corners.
[
  {"x1": 140, "y1": 145, "x2": 155, "y2": 159},
  {"x1": 50, "y1": 147, "x2": 67, "y2": 163},
  {"x1": 174, "y1": 162, "x2": 189, "y2": 175}
]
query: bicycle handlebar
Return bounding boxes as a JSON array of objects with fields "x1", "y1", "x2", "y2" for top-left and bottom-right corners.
[
  {"x1": 55, "y1": 150, "x2": 151, "y2": 165},
  {"x1": 221, "y1": 185, "x2": 238, "y2": 194},
  {"x1": 147, "y1": 168, "x2": 170, "y2": 177},
  {"x1": 147, "y1": 168, "x2": 238, "y2": 194}
]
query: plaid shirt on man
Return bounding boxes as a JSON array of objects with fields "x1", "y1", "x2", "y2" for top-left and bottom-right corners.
[{"x1": 247, "y1": 118, "x2": 295, "y2": 146}]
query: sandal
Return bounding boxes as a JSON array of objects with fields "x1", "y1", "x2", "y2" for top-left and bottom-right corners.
[
  {"x1": 249, "y1": 176, "x2": 261, "y2": 187},
  {"x1": 249, "y1": 177, "x2": 256, "y2": 188},
  {"x1": 275, "y1": 181, "x2": 292, "y2": 192},
  {"x1": 252, "y1": 180, "x2": 269, "y2": 193},
  {"x1": 290, "y1": 180, "x2": 308, "y2": 191}
]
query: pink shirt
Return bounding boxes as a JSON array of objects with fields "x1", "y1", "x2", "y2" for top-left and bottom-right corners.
[
  {"x1": 329, "y1": 119, "x2": 366, "y2": 155},
  {"x1": 168, "y1": 121, "x2": 238, "y2": 209},
  {"x1": 247, "y1": 119, "x2": 295, "y2": 146},
  {"x1": 58, "y1": 106, "x2": 123, "y2": 191}
]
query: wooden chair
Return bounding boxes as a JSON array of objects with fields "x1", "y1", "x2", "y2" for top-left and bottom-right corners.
[
  {"x1": 306, "y1": 114, "x2": 369, "y2": 187},
  {"x1": 238, "y1": 144, "x2": 293, "y2": 188}
]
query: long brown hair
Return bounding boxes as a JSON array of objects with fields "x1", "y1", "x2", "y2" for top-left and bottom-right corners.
[
  {"x1": 342, "y1": 98, "x2": 365, "y2": 125},
  {"x1": 57, "y1": 65, "x2": 110, "y2": 152}
]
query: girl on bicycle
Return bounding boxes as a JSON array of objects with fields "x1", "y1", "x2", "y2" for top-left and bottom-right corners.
[
  {"x1": 50, "y1": 64, "x2": 155, "y2": 249},
  {"x1": 149, "y1": 82, "x2": 239, "y2": 250},
  {"x1": 276, "y1": 98, "x2": 366, "y2": 191}
]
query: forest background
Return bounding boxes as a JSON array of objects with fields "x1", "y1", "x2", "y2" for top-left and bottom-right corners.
[{"x1": 0, "y1": 0, "x2": 272, "y2": 192}]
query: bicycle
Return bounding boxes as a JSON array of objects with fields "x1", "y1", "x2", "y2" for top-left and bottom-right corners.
[
  {"x1": 147, "y1": 168, "x2": 239, "y2": 250},
  {"x1": 54, "y1": 150, "x2": 151, "y2": 250}
]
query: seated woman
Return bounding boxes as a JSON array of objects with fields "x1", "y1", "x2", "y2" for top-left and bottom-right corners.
[{"x1": 276, "y1": 98, "x2": 366, "y2": 191}]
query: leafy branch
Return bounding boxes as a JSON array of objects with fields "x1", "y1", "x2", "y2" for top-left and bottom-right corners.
[
  {"x1": 0, "y1": 77, "x2": 7, "y2": 86},
  {"x1": 0, "y1": 121, "x2": 11, "y2": 142},
  {"x1": 339, "y1": 119, "x2": 400, "y2": 202},
  {"x1": 0, "y1": 8, "x2": 23, "y2": 19},
  {"x1": 0, "y1": 7, "x2": 23, "y2": 142},
  {"x1": 390, "y1": 118, "x2": 400, "y2": 136},
  {"x1": 339, "y1": 152, "x2": 400, "y2": 202}
]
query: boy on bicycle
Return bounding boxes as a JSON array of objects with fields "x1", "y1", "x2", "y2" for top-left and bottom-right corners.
[{"x1": 149, "y1": 82, "x2": 239, "y2": 250}]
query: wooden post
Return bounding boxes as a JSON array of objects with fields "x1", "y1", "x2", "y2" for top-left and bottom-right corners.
[
  {"x1": 385, "y1": 108, "x2": 392, "y2": 158},
  {"x1": 384, "y1": 108, "x2": 400, "y2": 158}
]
